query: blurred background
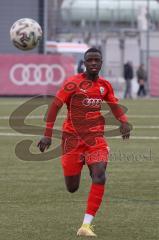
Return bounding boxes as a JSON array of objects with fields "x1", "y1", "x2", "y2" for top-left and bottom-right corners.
[
  {"x1": 0, "y1": 3, "x2": 159, "y2": 240},
  {"x1": 0, "y1": 0, "x2": 159, "y2": 97}
]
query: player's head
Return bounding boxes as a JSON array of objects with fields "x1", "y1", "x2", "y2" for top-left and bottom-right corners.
[
  {"x1": 84, "y1": 47, "x2": 102, "y2": 59},
  {"x1": 84, "y1": 47, "x2": 102, "y2": 76}
]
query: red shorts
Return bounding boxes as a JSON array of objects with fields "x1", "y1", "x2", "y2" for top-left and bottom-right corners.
[{"x1": 61, "y1": 132, "x2": 109, "y2": 176}]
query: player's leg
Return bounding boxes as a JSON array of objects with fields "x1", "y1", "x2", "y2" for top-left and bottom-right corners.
[
  {"x1": 61, "y1": 152, "x2": 83, "y2": 193},
  {"x1": 61, "y1": 132, "x2": 84, "y2": 193},
  {"x1": 83, "y1": 162, "x2": 107, "y2": 222},
  {"x1": 88, "y1": 161, "x2": 107, "y2": 184},
  {"x1": 77, "y1": 162, "x2": 107, "y2": 237},
  {"x1": 77, "y1": 140, "x2": 109, "y2": 236},
  {"x1": 64, "y1": 174, "x2": 81, "y2": 193}
]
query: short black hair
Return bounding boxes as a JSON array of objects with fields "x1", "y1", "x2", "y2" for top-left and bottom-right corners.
[{"x1": 84, "y1": 47, "x2": 102, "y2": 59}]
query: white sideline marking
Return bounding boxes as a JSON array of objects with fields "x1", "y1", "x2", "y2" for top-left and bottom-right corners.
[
  {"x1": 128, "y1": 115, "x2": 159, "y2": 118},
  {"x1": 1, "y1": 125, "x2": 159, "y2": 130},
  {"x1": 0, "y1": 102, "x2": 24, "y2": 105},
  {"x1": 134, "y1": 126, "x2": 159, "y2": 129},
  {"x1": 0, "y1": 132, "x2": 159, "y2": 140},
  {"x1": 0, "y1": 115, "x2": 44, "y2": 120},
  {"x1": 0, "y1": 114, "x2": 159, "y2": 120},
  {"x1": 0, "y1": 115, "x2": 63, "y2": 120},
  {"x1": 0, "y1": 132, "x2": 35, "y2": 137},
  {"x1": 108, "y1": 136, "x2": 159, "y2": 140}
]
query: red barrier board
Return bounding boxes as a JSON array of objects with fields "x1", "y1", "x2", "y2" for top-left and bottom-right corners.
[
  {"x1": 0, "y1": 54, "x2": 75, "y2": 95},
  {"x1": 150, "y1": 57, "x2": 159, "y2": 97}
]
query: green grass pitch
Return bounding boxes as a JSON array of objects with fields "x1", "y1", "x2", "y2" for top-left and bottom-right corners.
[{"x1": 0, "y1": 97, "x2": 159, "y2": 240}]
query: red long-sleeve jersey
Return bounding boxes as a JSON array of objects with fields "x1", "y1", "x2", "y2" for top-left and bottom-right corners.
[{"x1": 44, "y1": 73, "x2": 128, "y2": 138}]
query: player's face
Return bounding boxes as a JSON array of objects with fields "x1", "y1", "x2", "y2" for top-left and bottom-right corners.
[{"x1": 84, "y1": 52, "x2": 102, "y2": 75}]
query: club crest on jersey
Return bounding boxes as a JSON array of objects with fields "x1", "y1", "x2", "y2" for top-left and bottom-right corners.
[{"x1": 100, "y1": 87, "x2": 105, "y2": 95}]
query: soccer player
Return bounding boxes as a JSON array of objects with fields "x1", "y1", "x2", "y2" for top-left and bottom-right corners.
[{"x1": 37, "y1": 48, "x2": 130, "y2": 236}]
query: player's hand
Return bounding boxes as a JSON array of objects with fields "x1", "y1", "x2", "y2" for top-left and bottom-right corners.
[
  {"x1": 37, "y1": 136, "x2": 52, "y2": 152},
  {"x1": 120, "y1": 122, "x2": 131, "y2": 140}
]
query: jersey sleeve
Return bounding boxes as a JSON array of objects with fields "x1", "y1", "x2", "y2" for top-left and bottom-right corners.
[
  {"x1": 56, "y1": 76, "x2": 76, "y2": 104},
  {"x1": 44, "y1": 77, "x2": 76, "y2": 137},
  {"x1": 103, "y1": 81, "x2": 128, "y2": 123}
]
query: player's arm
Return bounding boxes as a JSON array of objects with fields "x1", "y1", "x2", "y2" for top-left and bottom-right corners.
[
  {"x1": 37, "y1": 97, "x2": 63, "y2": 152},
  {"x1": 37, "y1": 78, "x2": 74, "y2": 152},
  {"x1": 104, "y1": 82, "x2": 131, "y2": 140}
]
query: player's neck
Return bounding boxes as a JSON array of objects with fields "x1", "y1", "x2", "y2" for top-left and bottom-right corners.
[{"x1": 85, "y1": 72, "x2": 99, "y2": 81}]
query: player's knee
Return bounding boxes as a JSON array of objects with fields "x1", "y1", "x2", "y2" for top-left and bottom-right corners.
[
  {"x1": 92, "y1": 172, "x2": 106, "y2": 184},
  {"x1": 67, "y1": 185, "x2": 79, "y2": 193}
]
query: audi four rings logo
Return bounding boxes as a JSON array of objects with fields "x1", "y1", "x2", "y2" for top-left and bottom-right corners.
[
  {"x1": 9, "y1": 64, "x2": 66, "y2": 86},
  {"x1": 82, "y1": 98, "x2": 102, "y2": 107}
]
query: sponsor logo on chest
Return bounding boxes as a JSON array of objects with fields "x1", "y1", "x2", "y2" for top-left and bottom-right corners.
[
  {"x1": 100, "y1": 86, "x2": 105, "y2": 95},
  {"x1": 82, "y1": 98, "x2": 102, "y2": 107}
]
